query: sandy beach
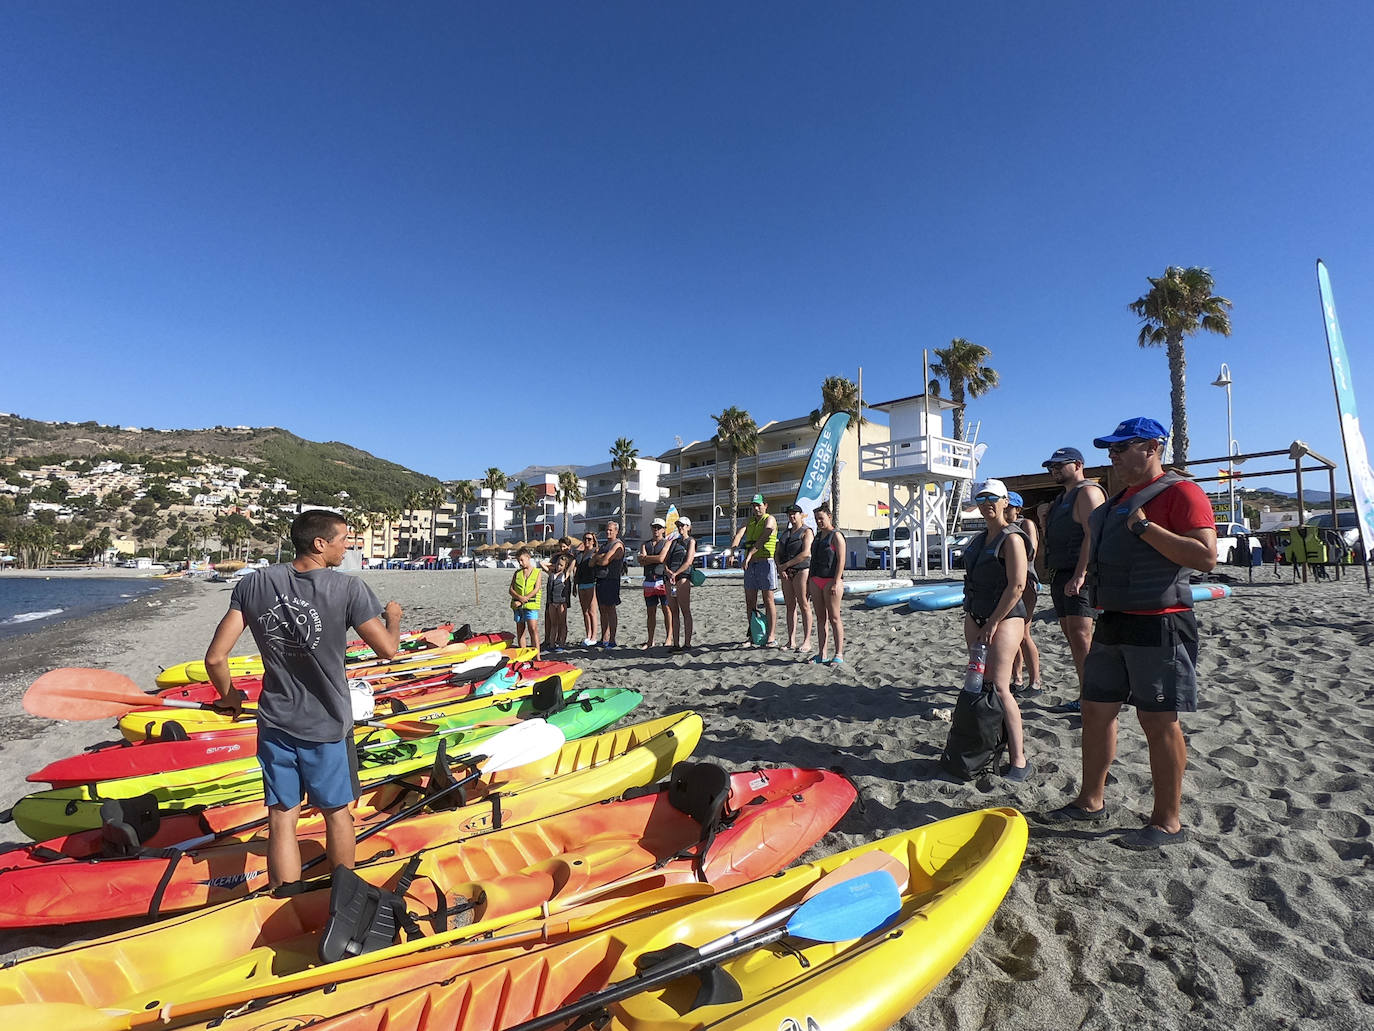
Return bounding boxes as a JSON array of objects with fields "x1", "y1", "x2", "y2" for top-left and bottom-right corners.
[{"x1": 1, "y1": 565, "x2": 1371, "y2": 1029}]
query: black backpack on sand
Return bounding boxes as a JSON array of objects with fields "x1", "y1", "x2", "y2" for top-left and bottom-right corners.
[{"x1": 938, "y1": 684, "x2": 1007, "y2": 781}]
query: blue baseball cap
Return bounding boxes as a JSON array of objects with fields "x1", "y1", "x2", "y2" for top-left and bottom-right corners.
[
  {"x1": 1007, "y1": 491, "x2": 1024, "y2": 507},
  {"x1": 1093, "y1": 417, "x2": 1169, "y2": 449},
  {"x1": 1042, "y1": 446, "x2": 1084, "y2": 467}
]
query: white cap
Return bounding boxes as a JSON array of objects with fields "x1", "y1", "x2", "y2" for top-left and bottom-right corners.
[
  {"x1": 677, "y1": 516, "x2": 691, "y2": 526},
  {"x1": 650, "y1": 517, "x2": 666, "y2": 528},
  {"x1": 974, "y1": 478, "x2": 1009, "y2": 500}
]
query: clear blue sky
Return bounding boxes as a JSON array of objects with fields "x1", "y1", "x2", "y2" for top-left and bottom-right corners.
[{"x1": 3, "y1": 3, "x2": 1372, "y2": 492}]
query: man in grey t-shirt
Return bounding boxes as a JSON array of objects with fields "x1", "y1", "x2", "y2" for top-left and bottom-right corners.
[{"x1": 205, "y1": 509, "x2": 402, "y2": 888}]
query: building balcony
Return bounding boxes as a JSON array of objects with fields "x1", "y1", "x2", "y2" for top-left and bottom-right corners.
[
  {"x1": 860, "y1": 435, "x2": 974, "y2": 483},
  {"x1": 657, "y1": 446, "x2": 807, "y2": 487}
]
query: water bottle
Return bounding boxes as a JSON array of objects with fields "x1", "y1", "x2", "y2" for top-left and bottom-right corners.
[{"x1": 962, "y1": 642, "x2": 988, "y2": 693}]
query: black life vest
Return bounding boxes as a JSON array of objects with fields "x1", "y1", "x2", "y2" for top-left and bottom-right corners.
[{"x1": 1088, "y1": 472, "x2": 1192, "y2": 612}]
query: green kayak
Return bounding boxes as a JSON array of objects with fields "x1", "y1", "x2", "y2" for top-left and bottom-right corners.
[{"x1": 7, "y1": 687, "x2": 640, "y2": 841}]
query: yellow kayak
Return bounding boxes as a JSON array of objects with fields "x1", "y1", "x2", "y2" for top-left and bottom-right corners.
[
  {"x1": 21, "y1": 806, "x2": 1024, "y2": 1031},
  {"x1": 154, "y1": 638, "x2": 509, "y2": 689}
]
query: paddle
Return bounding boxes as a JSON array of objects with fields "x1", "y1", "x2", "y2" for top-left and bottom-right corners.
[
  {"x1": 300, "y1": 718, "x2": 567, "y2": 872},
  {"x1": 24, "y1": 669, "x2": 441, "y2": 740},
  {"x1": 507, "y1": 868, "x2": 903, "y2": 1031},
  {"x1": 167, "y1": 720, "x2": 566, "y2": 854}
]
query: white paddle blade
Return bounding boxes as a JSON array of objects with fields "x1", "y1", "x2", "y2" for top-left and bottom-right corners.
[{"x1": 475, "y1": 719, "x2": 567, "y2": 772}]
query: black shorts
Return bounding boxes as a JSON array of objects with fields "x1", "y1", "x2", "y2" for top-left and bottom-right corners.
[
  {"x1": 595, "y1": 578, "x2": 621, "y2": 607},
  {"x1": 1051, "y1": 569, "x2": 1097, "y2": 620},
  {"x1": 1083, "y1": 611, "x2": 1199, "y2": 713}
]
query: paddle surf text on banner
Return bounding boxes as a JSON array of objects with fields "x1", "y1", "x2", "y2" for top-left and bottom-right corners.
[
  {"x1": 794, "y1": 412, "x2": 850, "y2": 527},
  {"x1": 1316, "y1": 260, "x2": 1374, "y2": 566}
]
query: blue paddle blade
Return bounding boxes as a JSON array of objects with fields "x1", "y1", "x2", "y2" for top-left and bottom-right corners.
[{"x1": 787, "y1": 869, "x2": 902, "y2": 942}]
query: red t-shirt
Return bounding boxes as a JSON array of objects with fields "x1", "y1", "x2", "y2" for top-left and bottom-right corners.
[{"x1": 1116, "y1": 474, "x2": 1215, "y2": 614}]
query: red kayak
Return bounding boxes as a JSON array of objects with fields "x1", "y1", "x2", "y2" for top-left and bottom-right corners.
[{"x1": 27, "y1": 659, "x2": 581, "y2": 787}]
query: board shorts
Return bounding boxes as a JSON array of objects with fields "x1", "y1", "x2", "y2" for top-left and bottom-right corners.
[
  {"x1": 257, "y1": 726, "x2": 360, "y2": 810},
  {"x1": 1051, "y1": 569, "x2": 1096, "y2": 620},
  {"x1": 595, "y1": 577, "x2": 621, "y2": 606},
  {"x1": 1083, "y1": 611, "x2": 1198, "y2": 713},
  {"x1": 743, "y1": 558, "x2": 777, "y2": 591},
  {"x1": 513, "y1": 607, "x2": 540, "y2": 624},
  {"x1": 643, "y1": 578, "x2": 668, "y2": 606}
]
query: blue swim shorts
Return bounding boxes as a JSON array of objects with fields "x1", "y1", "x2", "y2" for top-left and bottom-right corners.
[{"x1": 256, "y1": 726, "x2": 360, "y2": 810}]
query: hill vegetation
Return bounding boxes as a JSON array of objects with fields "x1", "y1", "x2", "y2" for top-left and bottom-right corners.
[{"x1": 0, "y1": 413, "x2": 438, "y2": 512}]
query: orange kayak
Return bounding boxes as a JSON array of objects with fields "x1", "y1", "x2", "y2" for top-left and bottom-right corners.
[
  {"x1": 0, "y1": 711, "x2": 697, "y2": 927},
  {"x1": 0, "y1": 765, "x2": 856, "y2": 1026}
]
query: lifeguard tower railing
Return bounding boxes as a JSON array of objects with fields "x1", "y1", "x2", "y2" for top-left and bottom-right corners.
[{"x1": 859, "y1": 434, "x2": 975, "y2": 481}]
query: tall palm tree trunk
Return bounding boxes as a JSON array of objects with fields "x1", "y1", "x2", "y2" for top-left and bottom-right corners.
[
  {"x1": 728, "y1": 458, "x2": 739, "y2": 538},
  {"x1": 1167, "y1": 331, "x2": 1188, "y2": 467}
]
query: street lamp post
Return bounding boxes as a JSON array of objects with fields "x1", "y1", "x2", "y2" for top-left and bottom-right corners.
[{"x1": 1211, "y1": 363, "x2": 1238, "y2": 525}]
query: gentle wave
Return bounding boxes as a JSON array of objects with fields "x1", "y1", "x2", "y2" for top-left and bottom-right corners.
[{"x1": 0, "y1": 607, "x2": 65, "y2": 625}]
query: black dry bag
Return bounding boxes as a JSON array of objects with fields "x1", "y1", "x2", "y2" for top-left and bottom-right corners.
[{"x1": 938, "y1": 684, "x2": 1007, "y2": 781}]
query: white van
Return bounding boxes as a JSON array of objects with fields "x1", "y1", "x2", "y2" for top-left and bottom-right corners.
[{"x1": 865, "y1": 526, "x2": 912, "y2": 569}]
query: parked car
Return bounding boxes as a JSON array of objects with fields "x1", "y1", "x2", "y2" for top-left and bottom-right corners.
[
  {"x1": 1212, "y1": 521, "x2": 1251, "y2": 566},
  {"x1": 927, "y1": 531, "x2": 979, "y2": 570},
  {"x1": 1308, "y1": 511, "x2": 1362, "y2": 555},
  {"x1": 865, "y1": 526, "x2": 912, "y2": 569}
]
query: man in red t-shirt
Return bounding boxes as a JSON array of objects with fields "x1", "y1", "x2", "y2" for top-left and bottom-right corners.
[{"x1": 1041, "y1": 417, "x2": 1217, "y2": 850}]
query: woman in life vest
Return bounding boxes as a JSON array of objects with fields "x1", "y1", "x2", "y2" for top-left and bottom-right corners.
[
  {"x1": 665, "y1": 515, "x2": 698, "y2": 652},
  {"x1": 544, "y1": 552, "x2": 573, "y2": 651},
  {"x1": 573, "y1": 531, "x2": 600, "y2": 646},
  {"x1": 775, "y1": 503, "x2": 814, "y2": 652},
  {"x1": 962, "y1": 479, "x2": 1031, "y2": 780},
  {"x1": 806, "y1": 504, "x2": 845, "y2": 665},
  {"x1": 508, "y1": 548, "x2": 542, "y2": 658},
  {"x1": 638, "y1": 518, "x2": 674, "y2": 650},
  {"x1": 1006, "y1": 492, "x2": 1043, "y2": 697}
]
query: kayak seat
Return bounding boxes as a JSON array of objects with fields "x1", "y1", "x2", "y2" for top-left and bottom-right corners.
[
  {"x1": 530, "y1": 676, "x2": 566, "y2": 717},
  {"x1": 660, "y1": 762, "x2": 737, "y2": 876},
  {"x1": 99, "y1": 794, "x2": 161, "y2": 858},
  {"x1": 318, "y1": 857, "x2": 425, "y2": 964},
  {"x1": 158, "y1": 721, "x2": 190, "y2": 743},
  {"x1": 424, "y1": 738, "x2": 477, "y2": 813}
]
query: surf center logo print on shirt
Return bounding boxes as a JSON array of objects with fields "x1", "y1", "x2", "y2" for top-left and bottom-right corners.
[{"x1": 258, "y1": 595, "x2": 325, "y2": 655}]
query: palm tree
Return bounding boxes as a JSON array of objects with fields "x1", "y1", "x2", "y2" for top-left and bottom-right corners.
[
  {"x1": 929, "y1": 338, "x2": 999, "y2": 533},
  {"x1": 557, "y1": 470, "x2": 584, "y2": 537},
  {"x1": 402, "y1": 491, "x2": 424, "y2": 557},
  {"x1": 417, "y1": 486, "x2": 444, "y2": 555},
  {"x1": 1129, "y1": 266, "x2": 1233, "y2": 466},
  {"x1": 481, "y1": 468, "x2": 508, "y2": 545},
  {"x1": 512, "y1": 481, "x2": 540, "y2": 542},
  {"x1": 711, "y1": 406, "x2": 758, "y2": 539},
  {"x1": 809, "y1": 376, "x2": 866, "y2": 525},
  {"x1": 379, "y1": 504, "x2": 402, "y2": 560},
  {"x1": 450, "y1": 480, "x2": 478, "y2": 555},
  {"x1": 609, "y1": 437, "x2": 639, "y2": 537}
]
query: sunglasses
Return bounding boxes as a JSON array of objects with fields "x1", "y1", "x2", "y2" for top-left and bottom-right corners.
[
  {"x1": 974, "y1": 494, "x2": 1002, "y2": 504},
  {"x1": 1107, "y1": 439, "x2": 1147, "y2": 454}
]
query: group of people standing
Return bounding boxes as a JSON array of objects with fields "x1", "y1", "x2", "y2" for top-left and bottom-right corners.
[
  {"x1": 729, "y1": 494, "x2": 846, "y2": 663},
  {"x1": 959, "y1": 416, "x2": 1218, "y2": 850}
]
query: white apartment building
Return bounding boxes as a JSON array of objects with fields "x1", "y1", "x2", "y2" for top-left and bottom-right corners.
[
  {"x1": 571, "y1": 459, "x2": 665, "y2": 544},
  {"x1": 655, "y1": 415, "x2": 905, "y2": 544}
]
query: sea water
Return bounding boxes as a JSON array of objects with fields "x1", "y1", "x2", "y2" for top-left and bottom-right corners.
[{"x1": 0, "y1": 577, "x2": 163, "y2": 641}]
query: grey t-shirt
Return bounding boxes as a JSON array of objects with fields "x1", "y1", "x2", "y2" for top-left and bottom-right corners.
[{"x1": 230, "y1": 564, "x2": 384, "y2": 742}]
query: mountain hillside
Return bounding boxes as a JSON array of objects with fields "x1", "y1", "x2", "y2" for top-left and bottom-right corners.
[{"x1": 0, "y1": 413, "x2": 438, "y2": 511}]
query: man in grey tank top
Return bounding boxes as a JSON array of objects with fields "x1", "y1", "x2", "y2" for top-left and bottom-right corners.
[
  {"x1": 204, "y1": 509, "x2": 402, "y2": 889},
  {"x1": 1038, "y1": 446, "x2": 1105, "y2": 710}
]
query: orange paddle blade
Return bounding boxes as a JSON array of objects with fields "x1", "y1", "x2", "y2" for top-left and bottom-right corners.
[{"x1": 24, "y1": 668, "x2": 156, "y2": 721}]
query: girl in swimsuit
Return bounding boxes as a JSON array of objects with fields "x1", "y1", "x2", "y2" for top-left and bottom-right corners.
[{"x1": 806, "y1": 505, "x2": 845, "y2": 665}]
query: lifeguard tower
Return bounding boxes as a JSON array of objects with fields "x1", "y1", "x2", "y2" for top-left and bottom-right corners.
[{"x1": 859, "y1": 391, "x2": 977, "y2": 575}]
